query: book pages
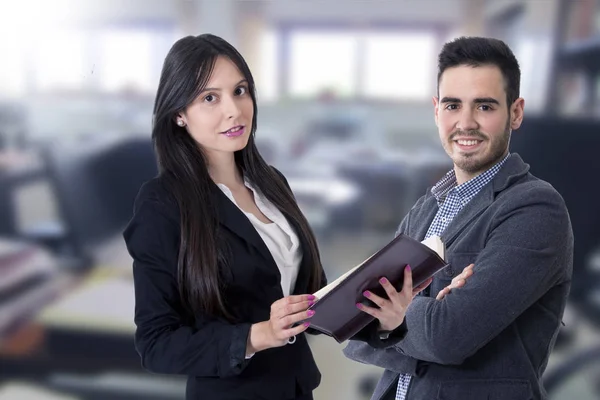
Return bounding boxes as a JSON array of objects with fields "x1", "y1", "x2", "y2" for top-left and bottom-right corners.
[{"x1": 313, "y1": 235, "x2": 445, "y2": 299}]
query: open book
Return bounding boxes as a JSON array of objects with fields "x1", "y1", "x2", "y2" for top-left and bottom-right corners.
[
  {"x1": 314, "y1": 235, "x2": 445, "y2": 299},
  {"x1": 307, "y1": 234, "x2": 447, "y2": 343}
]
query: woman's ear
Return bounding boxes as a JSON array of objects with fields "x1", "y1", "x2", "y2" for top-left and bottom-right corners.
[{"x1": 174, "y1": 113, "x2": 187, "y2": 127}]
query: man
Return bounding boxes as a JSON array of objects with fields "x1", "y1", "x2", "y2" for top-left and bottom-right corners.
[{"x1": 343, "y1": 36, "x2": 573, "y2": 400}]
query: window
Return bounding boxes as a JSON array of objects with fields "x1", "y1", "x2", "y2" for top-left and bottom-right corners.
[
  {"x1": 256, "y1": 29, "x2": 280, "y2": 102},
  {"x1": 0, "y1": 36, "x2": 26, "y2": 97},
  {"x1": 0, "y1": 0, "x2": 63, "y2": 96},
  {"x1": 284, "y1": 28, "x2": 436, "y2": 100},
  {"x1": 289, "y1": 31, "x2": 358, "y2": 98},
  {"x1": 515, "y1": 36, "x2": 551, "y2": 113},
  {"x1": 33, "y1": 30, "x2": 87, "y2": 91},
  {"x1": 99, "y1": 29, "x2": 155, "y2": 93},
  {"x1": 363, "y1": 32, "x2": 437, "y2": 100}
]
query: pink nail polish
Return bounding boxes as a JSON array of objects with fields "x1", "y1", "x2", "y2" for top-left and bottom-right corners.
[
  {"x1": 356, "y1": 303, "x2": 362, "y2": 309},
  {"x1": 307, "y1": 310, "x2": 315, "y2": 316},
  {"x1": 308, "y1": 295, "x2": 316, "y2": 300},
  {"x1": 406, "y1": 265, "x2": 411, "y2": 271},
  {"x1": 304, "y1": 322, "x2": 311, "y2": 327},
  {"x1": 363, "y1": 291, "x2": 371, "y2": 297},
  {"x1": 308, "y1": 301, "x2": 314, "y2": 307},
  {"x1": 379, "y1": 277, "x2": 388, "y2": 284}
]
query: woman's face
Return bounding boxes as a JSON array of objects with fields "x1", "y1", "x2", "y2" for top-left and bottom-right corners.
[{"x1": 176, "y1": 56, "x2": 254, "y2": 159}]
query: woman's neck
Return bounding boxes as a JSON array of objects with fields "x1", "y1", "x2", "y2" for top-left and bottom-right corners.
[{"x1": 207, "y1": 152, "x2": 244, "y2": 188}]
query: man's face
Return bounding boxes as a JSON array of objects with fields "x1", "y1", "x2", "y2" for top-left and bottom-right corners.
[{"x1": 433, "y1": 64, "x2": 524, "y2": 183}]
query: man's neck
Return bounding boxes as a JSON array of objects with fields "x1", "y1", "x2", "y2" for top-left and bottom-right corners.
[
  {"x1": 455, "y1": 169, "x2": 477, "y2": 186},
  {"x1": 454, "y1": 152, "x2": 509, "y2": 185}
]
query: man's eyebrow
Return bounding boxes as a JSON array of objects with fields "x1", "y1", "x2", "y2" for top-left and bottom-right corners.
[
  {"x1": 440, "y1": 97, "x2": 461, "y2": 103},
  {"x1": 473, "y1": 97, "x2": 500, "y2": 104},
  {"x1": 200, "y1": 79, "x2": 248, "y2": 93},
  {"x1": 440, "y1": 97, "x2": 500, "y2": 105}
]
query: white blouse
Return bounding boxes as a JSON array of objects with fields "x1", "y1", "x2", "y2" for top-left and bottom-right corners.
[{"x1": 217, "y1": 178, "x2": 302, "y2": 297}]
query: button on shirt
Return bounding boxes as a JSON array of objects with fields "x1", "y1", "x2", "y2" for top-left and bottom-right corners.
[{"x1": 395, "y1": 153, "x2": 509, "y2": 400}]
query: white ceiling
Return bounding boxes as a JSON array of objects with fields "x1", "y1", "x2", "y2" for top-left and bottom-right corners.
[{"x1": 32, "y1": 0, "x2": 467, "y2": 27}]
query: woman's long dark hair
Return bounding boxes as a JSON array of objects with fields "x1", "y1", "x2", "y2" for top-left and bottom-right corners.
[{"x1": 152, "y1": 34, "x2": 322, "y2": 321}]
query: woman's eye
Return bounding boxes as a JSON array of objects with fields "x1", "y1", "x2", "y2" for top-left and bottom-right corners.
[{"x1": 235, "y1": 86, "x2": 247, "y2": 96}]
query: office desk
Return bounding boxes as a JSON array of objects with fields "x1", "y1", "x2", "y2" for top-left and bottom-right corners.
[
  {"x1": 0, "y1": 266, "x2": 138, "y2": 370},
  {"x1": 0, "y1": 267, "x2": 186, "y2": 399}
]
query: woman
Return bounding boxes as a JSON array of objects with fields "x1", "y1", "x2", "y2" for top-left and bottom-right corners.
[{"x1": 123, "y1": 34, "x2": 422, "y2": 400}]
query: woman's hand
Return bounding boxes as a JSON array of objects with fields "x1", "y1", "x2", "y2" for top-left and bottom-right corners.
[
  {"x1": 247, "y1": 294, "x2": 315, "y2": 354},
  {"x1": 436, "y1": 264, "x2": 474, "y2": 300},
  {"x1": 357, "y1": 265, "x2": 428, "y2": 332}
]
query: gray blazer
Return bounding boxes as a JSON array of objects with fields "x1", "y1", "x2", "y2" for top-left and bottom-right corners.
[{"x1": 343, "y1": 153, "x2": 573, "y2": 400}]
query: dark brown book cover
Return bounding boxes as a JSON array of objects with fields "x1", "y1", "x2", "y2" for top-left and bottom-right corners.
[{"x1": 307, "y1": 233, "x2": 447, "y2": 343}]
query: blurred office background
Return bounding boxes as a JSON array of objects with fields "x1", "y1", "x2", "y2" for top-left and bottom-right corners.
[{"x1": 0, "y1": 0, "x2": 599, "y2": 398}]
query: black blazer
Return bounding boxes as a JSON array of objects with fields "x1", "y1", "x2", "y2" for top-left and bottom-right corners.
[{"x1": 123, "y1": 169, "x2": 403, "y2": 400}]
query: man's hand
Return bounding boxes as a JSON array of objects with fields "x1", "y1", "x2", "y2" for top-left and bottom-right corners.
[{"x1": 436, "y1": 264, "x2": 474, "y2": 300}]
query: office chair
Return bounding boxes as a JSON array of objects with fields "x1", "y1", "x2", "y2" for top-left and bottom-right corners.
[
  {"x1": 42, "y1": 135, "x2": 158, "y2": 268},
  {"x1": 511, "y1": 115, "x2": 600, "y2": 325}
]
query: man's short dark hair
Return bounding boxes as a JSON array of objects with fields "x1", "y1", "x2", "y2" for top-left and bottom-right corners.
[{"x1": 437, "y1": 37, "x2": 521, "y2": 106}]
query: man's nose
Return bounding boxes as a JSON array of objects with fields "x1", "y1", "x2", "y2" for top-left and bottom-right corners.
[{"x1": 456, "y1": 109, "x2": 479, "y2": 132}]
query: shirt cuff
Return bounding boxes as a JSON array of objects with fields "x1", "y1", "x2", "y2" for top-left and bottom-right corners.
[{"x1": 369, "y1": 320, "x2": 408, "y2": 349}]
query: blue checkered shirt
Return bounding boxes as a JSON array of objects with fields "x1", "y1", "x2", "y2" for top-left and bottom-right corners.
[{"x1": 395, "y1": 154, "x2": 509, "y2": 399}]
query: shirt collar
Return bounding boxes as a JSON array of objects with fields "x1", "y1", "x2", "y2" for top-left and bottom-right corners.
[{"x1": 431, "y1": 153, "x2": 510, "y2": 203}]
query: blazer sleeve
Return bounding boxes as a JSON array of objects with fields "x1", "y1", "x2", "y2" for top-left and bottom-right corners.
[
  {"x1": 394, "y1": 183, "x2": 573, "y2": 365},
  {"x1": 123, "y1": 194, "x2": 252, "y2": 378}
]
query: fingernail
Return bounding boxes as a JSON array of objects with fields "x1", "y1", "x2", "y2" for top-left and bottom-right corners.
[
  {"x1": 379, "y1": 277, "x2": 388, "y2": 284},
  {"x1": 363, "y1": 290, "x2": 371, "y2": 297},
  {"x1": 356, "y1": 303, "x2": 362, "y2": 309},
  {"x1": 304, "y1": 322, "x2": 311, "y2": 327},
  {"x1": 307, "y1": 310, "x2": 315, "y2": 316},
  {"x1": 308, "y1": 295, "x2": 316, "y2": 300},
  {"x1": 308, "y1": 301, "x2": 314, "y2": 307},
  {"x1": 406, "y1": 265, "x2": 411, "y2": 271}
]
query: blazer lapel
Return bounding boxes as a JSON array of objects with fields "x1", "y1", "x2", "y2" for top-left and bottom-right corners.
[
  {"x1": 404, "y1": 182, "x2": 490, "y2": 248},
  {"x1": 287, "y1": 214, "x2": 311, "y2": 295},
  {"x1": 213, "y1": 186, "x2": 280, "y2": 276},
  {"x1": 440, "y1": 185, "x2": 494, "y2": 248},
  {"x1": 217, "y1": 189, "x2": 312, "y2": 295},
  {"x1": 411, "y1": 196, "x2": 438, "y2": 241},
  {"x1": 439, "y1": 154, "x2": 530, "y2": 248}
]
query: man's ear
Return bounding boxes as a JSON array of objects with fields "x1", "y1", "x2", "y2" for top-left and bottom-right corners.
[
  {"x1": 510, "y1": 98, "x2": 525, "y2": 130},
  {"x1": 432, "y1": 96, "x2": 440, "y2": 127}
]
